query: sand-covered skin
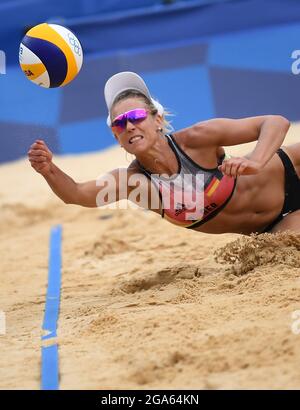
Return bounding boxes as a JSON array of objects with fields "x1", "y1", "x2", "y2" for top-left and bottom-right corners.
[{"x1": 0, "y1": 125, "x2": 300, "y2": 389}]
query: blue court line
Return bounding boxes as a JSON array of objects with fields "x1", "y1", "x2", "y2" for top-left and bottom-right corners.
[
  {"x1": 41, "y1": 225, "x2": 62, "y2": 390},
  {"x1": 41, "y1": 345, "x2": 59, "y2": 390}
]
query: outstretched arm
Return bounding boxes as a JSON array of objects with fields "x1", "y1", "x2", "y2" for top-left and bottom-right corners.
[{"x1": 28, "y1": 139, "x2": 124, "y2": 208}]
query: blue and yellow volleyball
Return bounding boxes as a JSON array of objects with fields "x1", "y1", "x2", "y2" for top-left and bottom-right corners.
[{"x1": 19, "y1": 23, "x2": 83, "y2": 88}]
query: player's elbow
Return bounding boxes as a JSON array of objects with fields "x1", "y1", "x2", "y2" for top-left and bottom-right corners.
[
  {"x1": 269, "y1": 115, "x2": 290, "y2": 131},
  {"x1": 62, "y1": 197, "x2": 73, "y2": 205},
  {"x1": 278, "y1": 115, "x2": 290, "y2": 131},
  {"x1": 63, "y1": 184, "x2": 93, "y2": 207},
  {"x1": 61, "y1": 195, "x2": 76, "y2": 205}
]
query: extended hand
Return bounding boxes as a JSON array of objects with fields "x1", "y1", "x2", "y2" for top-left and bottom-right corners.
[
  {"x1": 218, "y1": 157, "x2": 262, "y2": 178},
  {"x1": 28, "y1": 139, "x2": 53, "y2": 176}
]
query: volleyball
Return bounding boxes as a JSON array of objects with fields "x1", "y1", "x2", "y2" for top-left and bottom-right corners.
[{"x1": 19, "y1": 23, "x2": 83, "y2": 88}]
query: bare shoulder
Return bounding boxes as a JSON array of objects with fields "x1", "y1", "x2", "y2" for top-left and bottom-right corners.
[
  {"x1": 172, "y1": 122, "x2": 214, "y2": 150},
  {"x1": 172, "y1": 125, "x2": 224, "y2": 167},
  {"x1": 171, "y1": 127, "x2": 192, "y2": 149}
]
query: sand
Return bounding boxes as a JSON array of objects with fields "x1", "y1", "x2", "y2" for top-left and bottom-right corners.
[{"x1": 0, "y1": 123, "x2": 300, "y2": 390}]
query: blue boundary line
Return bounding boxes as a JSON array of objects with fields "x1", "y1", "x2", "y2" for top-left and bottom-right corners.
[{"x1": 41, "y1": 225, "x2": 62, "y2": 390}]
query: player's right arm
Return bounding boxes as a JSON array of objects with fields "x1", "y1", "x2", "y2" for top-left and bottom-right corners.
[{"x1": 28, "y1": 139, "x2": 127, "y2": 208}]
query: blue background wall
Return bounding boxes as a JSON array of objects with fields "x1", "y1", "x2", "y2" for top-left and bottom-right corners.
[{"x1": 0, "y1": 0, "x2": 299, "y2": 163}]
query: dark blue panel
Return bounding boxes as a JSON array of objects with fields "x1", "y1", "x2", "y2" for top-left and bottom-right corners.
[
  {"x1": 68, "y1": 0, "x2": 300, "y2": 58},
  {"x1": 119, "y1": 42, "x2": 208, "y2": 72},
  {"x1": 22, "y1": 35, "x2": 67, "y2": 87},
  {"x1": 0, "y1": 122, "x2": 59, "y2": 163},
  {"x1": 0, "y1": 0, "x2": 163, "y2": 66},
  {"x1": 4, "y1": 0, "x2": 300, "y2": 66},
  {"x1": 59, "y1": 42, "x2": 208, "y2": 124},
  {"x1": 210, "y1": 67, "x2": 300, "y2": 121}
]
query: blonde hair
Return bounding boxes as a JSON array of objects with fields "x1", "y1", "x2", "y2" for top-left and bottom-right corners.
[{"x1": 111, "y1": 90, "x2": 174, "y2": 134}]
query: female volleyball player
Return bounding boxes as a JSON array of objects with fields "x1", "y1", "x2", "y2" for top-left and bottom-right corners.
[{"x1": 28, "y1": 72, "x2": 300, "y2": 235}]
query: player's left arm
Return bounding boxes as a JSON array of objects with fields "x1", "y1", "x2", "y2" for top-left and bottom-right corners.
[{"x1": 187, "y1": 115, "x2": 290, "y2": 177}]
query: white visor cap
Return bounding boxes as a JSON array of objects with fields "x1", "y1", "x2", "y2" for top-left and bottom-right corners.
[{"x1": 104, "y1": 71, "x2": 163, "y2": 127}]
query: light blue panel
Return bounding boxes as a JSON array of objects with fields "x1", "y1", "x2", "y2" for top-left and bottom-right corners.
[
  {"x1": 59, "y1": 117, "x2": 116, "y2": 154},
  {"x1": 142, "y1": 65, "x2": 215, "y2": 131},
  {"x1": 208, "y1": 23, "x2": 300, "y2": 73},
  {"x1": 0, "y1": 66, "x2": 61, "y2": 126}
]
